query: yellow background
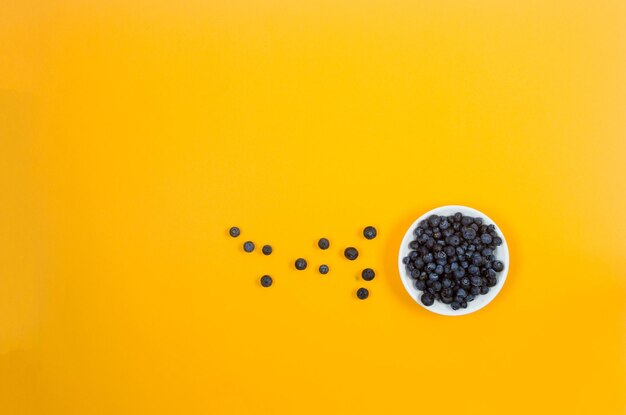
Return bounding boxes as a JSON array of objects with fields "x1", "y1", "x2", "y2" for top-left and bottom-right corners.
[{"x1": 1, "y1": 1, "x2": 625, "y2": 413}]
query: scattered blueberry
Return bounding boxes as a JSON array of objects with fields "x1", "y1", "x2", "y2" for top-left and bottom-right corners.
[
  {"x1": 356, "y1": 287, "x2": 369, "y2": 300},
  {"x1": 262, "y1": 245, "x2": 273, "y2": 255},
  {"x1": 319, "y1": 265, "x2": 329, "y2": 275},
  {"x1": 229, "y1": 227, "x2": 240, "y2": 237},
  {"x1": 260, "y1": 275, "x2": 272, "y2": 287},
  {"x1": 344, "y1": 247, "x2": 359, "y2": 260},
  {"x1": 361, "y1": 268, "x2": 375, "y2": 281},
  {"x1": 363, "y1": 226, "x2": 377, "y2": 240},
  {"x1": 318, "y1": 238, "x2": 330, "y2": 250},
  {"x1": 243, "y1": 241, "x2": 255, "y2": 253},
  {"x1": 295, "y1": 258, "x2": 307, "y2": 270},
  {"x1": 421, "y1": 293, "x2": 435, "y2": 306}
]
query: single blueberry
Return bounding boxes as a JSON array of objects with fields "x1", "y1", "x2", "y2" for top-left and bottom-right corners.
[
  {"x1": 363, "y1": 226, "x2": 377, "y2": 240},
  {"x1": 402, "y1": 256, "x2": 410, "y2": 264},
  {"x1": 428, "y1": 215, "x2": 440, "y2": 227},
  {"x1": 493, "y1": 236, "x2": 503, "y2": 246},
  {"x1": 492, "y1": 260, "x2": 505, "y2": 272},
  {"x1": 318, "y1": 238, "x2": 330, "y2": 250},
  {"x1": 415, "y1": 280, "x2": 426, "y2": 291},
  {"x1": 469, "y1": 265, "x2": 480, "y2": 275},
  {"x1": 470, "y1": 286, "x2": 481, "y2": 295},
  {"x1": 462, "y1": 227, "x2": 477, "y2": 240},
  {"x1": 344, "y1": 247, "x2": 359, "y2": 260},
  {"x1": 461, "y1": 216, "x2": 473, "y2": 226},
  {"x1": 361, "y1": 268, "x2": 375, "y2": 281},
  {"x1": 480, "y1": 286, "x2": 490, "y2": 295},
  {"x1": 295, "y1": 258, "x2": 307, "y2": 270},
  {"x1": 460, "y1": 301, "x2": 468, "y2": 309},
  {"x1": 229, "y1": 227, "x2": 240, "y2": 237},
  {"x1": 461, "y1": 277, "x2": 471, "y2": 289},
  {"x1": 420, "y1": 293, "x2": 435, "y2": 306},
  {"x1": 260, "y1": 275, "x2": 273, "y2": 287},
  {"x1": 356, "y1": 287, "x2": 369, "y2": 300},
  {"x1": 470, "y1": 276, "x2": 483, "y2": 287},
  {"x1": 262, "y1": 245, "x2": 273, "y2": 255},
  {"x1": 451, "y1": 301, "x2": 461, "y2": 310},
  {"x1": 442, "y1": 278, "x2": 452, "y2": 289},
  {"x1": 319, "y1": 265, "x2": 329, "y2": 275},
  {"x1": 423, "y1": 253, "x2": 434, "y2": 263},
  {"x1": 243, "y1": 241, "x2": 255, "y2": 253},
  {"x1": 481, "y1": 234, "x2": 492, "y2": 244}
]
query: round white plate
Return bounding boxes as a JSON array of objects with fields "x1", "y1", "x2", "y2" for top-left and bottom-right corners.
[{"x1": 398, "y1": 205, "x2": 509, "y2": 316}]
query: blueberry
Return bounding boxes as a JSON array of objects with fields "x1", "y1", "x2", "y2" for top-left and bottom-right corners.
[
  {"x1": 428, "y1": 273, "x2": 440, "y2": 281},
  {"x1": 356, "y1": 287, "x2": 369, "y2": 300},
  {"x1": 428, "y1": 215, "x2": 440, "y2": 227},
  {"x1": 482, "y1": 248, "x2": 493, "y2": 257},
  {"x1": 295, "y1": 258, "x2": 307, "y2": 270},
  {"x1": 415, "y1": 280, "x2": 426, "y2": 291},
  {"x1": 451, "y1": 301, "x2": 460, "y2": 310},
  {"x1": 344, "y1": 247, "x2": 359, "y2": 260},
  {"x1": 406, "y1": 263, "x2": 415, "y2": 272},
  {"x1": 448, "y1": 235, "x2": 461, "y2": 246},
  {"x1": 450, "y1": 262, "x2": 459, "y2": 271},
  {"x1": 493, "y1": 236, "x2": 503, "y2": 246},
  {"x1": 410, "y1": 270, "x2": 419, "y2": 278},
  {"x1": 423, "y1": 253, "x2": 434, "y2": 263},
  {"x1": 414, "y1": 258, "x2": 425, "y2": 269},
  {"x1": 435, "y1": 251, "x2": 447, "y2": 261},
  {"x1": 470, "y1": 276, "x2": 483, "y2": 286},
  {"x1": 419, "y1": 220, "x2": 429, "y2": 229},
  {"x1": 469, "y1": 265, "x2": 479, "y2": 275},
  {"x1": 409, "y1": 241, "x2": 420, "y2": 249},
  {"x1": 470, "y1": 286, "x2": 481, "y2": 295},
  {"x1": 456, "y1": 288, "x2": 467, "y2": 298},
  {"x1": 426, "y1": 262, "x2": 437, "y2": 273},
  {"x1": 461, "y1": 216, "x2": 473, "y2": 226},
  {"x1": 435, "y1": 265, "x2": 444, "y2": 275},
  {"x1": 229, "y1": 227, "x2": 240, "y2": 237},
  {"x1": 460, "y1": 277, "x2": 471, "y2": 289},
  {"x1": 460, "y1": 301, "x2": 468, "y2": 309},
  {"x1": 409, "y1": 251, "x2": 419, "y2": 259},
  {"x1": 462, "y1": 227, "x2": 477, "y2": 240},
  {"x1": 474, "y1": 217, "x2": 483, "y2": 225},
  {"x1": 465, "y1": 294, "x2": 475, "y2": 302},
  {"x1": 442, "y1": 278, "x2": 452, "y2": 289},
  {"x1": 453, "y1": 268, "x2": 465, "y2": 279},
  {"x1": 319, "y1": 265, "x2": 329, "y2": 275},
  {"x1": 414, "y1": 227, "x2": 423, "y2": 237},
  {"x1": 461, "y1": 261, "x2": 469, "y2": 269},
  {"x1": 432, "y1": 281, "x2": 442, "y2": 292},
  {"x1": 421, "y1": 293, "x2": 435, "y2": 306},
  {"x1": 361, "y1": 268, "x2": 375, "y2": 281},
  {"x1": 486, "y1": 276, "x2": 498, "y2": 287},
  {"x1": 481, "y1": 234, "x2": 492, "y2": 244},
  {"x1": 402, "y1": 256, "x2": 410, "y2": 264},
  {"x1": 472, "y1": 254, "x2": 482, "y2": 266},
  {"x1": 440, "y1": 220, "x2": 450, "y2": 230},
  {"x1": 492, "y1": 260, "x2": 504, "y2": 272},
  {"x1": 480, "y1": 286, "x2": 490, "y2": 295},
  {"x1": 444, "y1": 246, "x2": 455, "y2": 257},
  {"x1": 243, "y1": 241, "x2": 255, "y2": 253},
  {"x1": 262, "y1": 245, "x2": 273, "y2": 255},
  {"x1": 363, "y1": 226, "x2": 377, "y2": 240},
  {"x1": 260, "y1": 275, "x2": 272, "y2": 287},
  {"x1": 318, "y1": 238, "x2": 330, "y2": 250},
  {"x1": 454, "y1": 212, "x2": 463, "y2": 222}
]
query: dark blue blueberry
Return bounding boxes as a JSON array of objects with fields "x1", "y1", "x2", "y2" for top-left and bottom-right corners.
[
  {"x1": 481, "y1": 234, "x2": 492, "y2": 244},
  {"x1": 448, "y1": 235, "x2": 461, "y2": 246},
  {"x1": 414, "y1": 258, "x2": 425, "y2": 269},
  {"x1": 402, "y1": 256, "x2": 410, "y2": 264},
  {"x1": 262, "y1": 245, "x2": 273, "y2": 255},
  {"x1": 318, "y1": 238, "x2": 330, "y2": 250},
  {"x1": 461, "y1": 261, "x2": 469, "y2": 269},
  {"x1": 472, "y1": 254, "x2": 483, "y2": 266},
  {"x1": 415, "y1": 280, "x2": 426, "y2": 291},
  {"x1": 420, "y1": 293, "x2": 435, "y2": 306},
  {"x1": 461, "y1": 277, "x2": 471, "y2": 289},
  {"x1": 460, "y1": 301, "x2": 468, "y2": 309},
  {"x1": 470, "y1": 223, "x2": 479, "y2": 231},
  {"x1": 229, "y1": 227, "x2": 240, "y2": 237},
  {"x1": 488, "y1": 269, "x2": 497, "y2": 278},
  {"x1": 423, "y1": 253, "x2": 434, "y2": 263},
  {"x1": 444, "y1": 246, "x2": 455, "y2": 257},
  {"x1": 461, "y1": 216, "x2": 473, "y2": 226},
  {"x1": 406, "y1": 262, "x2": 415, "y2": 272},
  {"x1": 435, "y1": 251, "x2": 447, "y2": 261},
  {"x1": 469, "y1": 265, "x2": 479, "y2": 275},
  {"x1": 425, "y1": 262, "x2": 437, "y2": 273},
  {"x1": 243, "y1": 241, "x2": 255, "y2": 253},
  {"x1": 453, "y1": 268, "x2": 465, "y2": 279},
  {"x1": 493, "y1": 236, "x2": 503, "y2": 246},
  {"x1": 486, "y1": 276, "x2": 498, "y2": 287},
  {"x1": 409, "y1": 251, "x2": 419, "y2": 259},
  {"x1": 344, "y1": 247, "x2": 359, "y2": 260},
  {"x1": 260, "y1": 275, "x2": 272, "y2": 287},
  {"x1": 492, "y1": 260, "x2": 504, "y2": 272},
  {"x1": 470, "y1": 276, "x2": 483, "y2": 286},
  {"x1": 428, "y1": 273, "x2": 439, "y2": 281},
  {"x1": 419, "y1": 220, "x2": 429, "y2": 229},
  {"x1": 451, "y1": 301, "x2": 461, "y2": 310},
  {"x1": 465, "y1": 294, "x2": 475, "y2": 302},
  {"x1": 428, "y1": 215, "x2": 440, "y2": 227},
  {"x1": 480, "y1": 286, "x2": 490, "y2": 295},
  {"x1": 474, "y1": 217, "x2": 483, "y2": 225},
  {"x1": 319, "y1": 265, "x2": 329, "y2": 275},
  {"x1": 435, "y1": 264, "x2": 444, "y2": 275},
  {"x1": 450, "y1": 262, "x2": 459, "y2": 271},
  {"x1": 409, "y1": 241, "x2": 420, "y2": 249},
  {"x1": 410, "y1": 270, "x2": 419, "y2": 278},
  {"x1": 443, "y1": 228, "x2": 454, "y2": 237},
  {"x1": 361, "y1": 268, "x2": 375, "y2": 281},
  {"x1": 432, "y1": 281, "x2": 442, "y2": 292},
  {"x1": 363, "y1": 226, "x2": 377, "y2": 240},
  {"x1": 454, "y1": 212, "x2": 463, "y2": 222},
  {"x1": 462, "y1": 227, "x2": 477, "y2": 240},
  {"x1": 440, "y1": 219, "x2": 450, "y2": 230},
  {"x1": 470, "y1": 286, "x2": 481, "y2": 295},
  {"x1": 442, "y1": 278, "x2": 453, "y2": 289},
  {"x1": 482, "y1": 248, "x2": 493, "y2": 257},
  {"x1": 295, "y1": 258, "x2": 307, "y2": 270},
  {"x1": 356, "y1": 288, "x2": 369, "y2": 300},
  {"x1": 456, "y1": 288, "x2": 467, "y2": 298}
]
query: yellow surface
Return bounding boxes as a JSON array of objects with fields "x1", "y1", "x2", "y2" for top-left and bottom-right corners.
[{"x1": 1, "y1": 1, "x2": 625, "y2": 414}]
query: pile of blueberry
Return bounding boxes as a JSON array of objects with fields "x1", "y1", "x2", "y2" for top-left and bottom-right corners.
[
  {"x1": 403, "y1": 213, "x2": 505, "y2": 310},
  {"x1": 229, "y1": 226, "x2": 378, "y2": 299}
]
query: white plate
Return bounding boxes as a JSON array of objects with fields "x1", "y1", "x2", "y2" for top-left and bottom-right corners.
[{"x1": 398, "y1": 205, "x2": 509, "y2": 316}]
